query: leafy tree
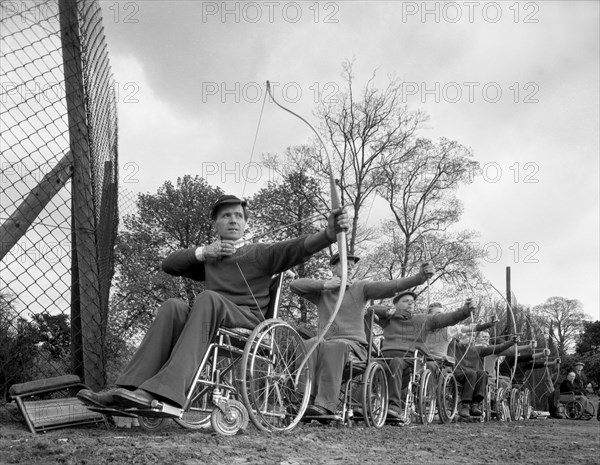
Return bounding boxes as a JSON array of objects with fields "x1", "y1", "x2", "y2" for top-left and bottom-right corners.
[
  {"x1": 249, "y1": 171, "x2": 328, "y2": 328},
  {"x1": 30, "y1": 312, "x2": 70, "y2": 360},
  {"x1": 0, "y1": 293, "x2": 71, "y2": 400},
  {"x1": 576, "y1": 320, "x2": 600, "y2": 355},
  {"x1": 533, "y1": 297, "x2": 590, "y2": 356},
  {"x1": 109, "y1": 176, "x2": 223, "y2": 342}
]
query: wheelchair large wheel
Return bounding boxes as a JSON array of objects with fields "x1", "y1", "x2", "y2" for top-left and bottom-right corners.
[
  {"x1": 241, "y1": 319, "x2": 311, "y2": 432},
  {"x1": 494, "y1": 387, "x2": 509, "y2": 421},
  {"x1": 437, "y1": 370, "x2": 458, "y2": 424},
  {"x1": 521, "y1": 388, "x2": 532, "y2": 420},
  {"x1": 564, "y1": 400, "x2": 584, "y2": 420},
  {"x1": 509, "y1": 387, "x2": 523, "y2": 421},
  {"x1": 483, "y1": 383, "x2": 493, "y2": 422},
  {"x1": 417, "y1": 369, "x2": 437, "y2": 425},
  {"x1": 361, "y1": 362, "x2": 388, "y2": 428},
  {"x1": 175, "y1": 352, "x2": 236, "y2": 430}
]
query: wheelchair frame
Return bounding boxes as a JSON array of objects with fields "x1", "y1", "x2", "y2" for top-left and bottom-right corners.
[
  {"x1": 384, "y1": 348, "x2": 436, "y2": 426},
  {"x1": 302, "y1": 308, "x2": 390, "y2": 428},
  {"x1": 121, "y1": 274, "x2": 312, "y2": 435}
]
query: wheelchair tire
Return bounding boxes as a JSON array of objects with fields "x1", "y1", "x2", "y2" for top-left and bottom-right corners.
[
  {"x1": 494, "y1": 387, "x2": 509, "y2": 421},
  {"x1": 137, "y1": 416, "x2": 165, "y2": 430},
  {"x1": 175, "y1": 352, "x2": 236, "y2": 430},
  {"x1": 417, "y1": 369, "x2": 437, "y2": 425},
  {"x1": 509, "y1": 387, "x2": 523, "y2": 421},
  {"x1": 521, "y1": 388, "x2": 532, "y2": 420},
  {"x1": 241, "y1": 319, "x2": 311, "y2": 433},
  {"x1": 361, "y1": 361, "x2": 388, "y2": 428},
  {"x1": 564, "y1": 400, "x2": 584, "y2": 420},
  {"x1": 483, "y1": 383, "x2": 493, "y2": 422},
  {"x1": 210, "y1": 399, "x2": 249, "y2": 436},
  {"x1": 437, "y1": 370, "x2": 458, "y2": 424}
]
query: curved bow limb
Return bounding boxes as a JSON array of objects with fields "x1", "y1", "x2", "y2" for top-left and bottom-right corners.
[
  {"x1": 263, "y1": 81, "x2": 348, "y2": 386},
  {"x1": 486, "y1": 281, "x2": 519, "y2": 386}
]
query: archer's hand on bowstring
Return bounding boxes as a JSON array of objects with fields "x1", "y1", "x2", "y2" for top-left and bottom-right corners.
[
  {"x1": 203, "y1": 239, "x2": 237, "y2": 261},
  {"x1": 325, "y1": 207, "x2": 350, "y2": 241},
  {"x1": 463, "y1": 298, "x2": 477, "y2": 315},
  {"x1": 418, "y1": 262, "x2": 435, "y2": 283},
  {"x1": 322, "y1": 276, "x2": 353, "y2": 289}
]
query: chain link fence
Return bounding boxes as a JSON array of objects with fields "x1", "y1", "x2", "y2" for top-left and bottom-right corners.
[{"x1": 1, "y1": 0, "x2": 118, "y2": 421}]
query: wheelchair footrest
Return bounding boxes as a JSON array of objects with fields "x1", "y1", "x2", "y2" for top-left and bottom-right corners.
[
  {"x1": 128, "y1": 402, "x2": 183, "y2": 419},
  {"x1": 304, "y1": 413, "x2": 343, "y2": 421},
  {"x1": 87, "y1": 407, "x2": 139, "y2": 418}
]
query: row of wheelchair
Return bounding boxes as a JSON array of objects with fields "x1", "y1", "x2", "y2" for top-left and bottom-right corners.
[{"x1": 104, "y1": 275, "x2": 548, "y2": 435}]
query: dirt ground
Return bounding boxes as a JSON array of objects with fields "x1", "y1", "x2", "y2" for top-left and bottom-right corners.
[{"x1": 1, "y1": 398, "x2": 599, "y2": 465}]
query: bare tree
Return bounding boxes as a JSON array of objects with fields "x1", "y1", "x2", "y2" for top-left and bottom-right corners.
[
  {"x1": 312, "y1": 61, "x2": 428, "y2": 254},
  {"x1": 378, "y1": 137, "x2": 479, "y2": 278}
]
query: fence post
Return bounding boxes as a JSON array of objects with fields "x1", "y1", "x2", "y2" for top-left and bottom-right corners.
[{"x1": 59, "y1": 0, "x2": 104, "y2": 390}]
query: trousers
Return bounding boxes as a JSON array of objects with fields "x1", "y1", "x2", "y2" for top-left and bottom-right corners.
[
  {"x1": 455, "y1": 369, "x2": 487, "y2": 403},
  {"x1": 116, "y1": 290, "x2": 262, "y2": 407},
  {"x1": 305, "y1": 339, "x2": 367, "y2": 413}
]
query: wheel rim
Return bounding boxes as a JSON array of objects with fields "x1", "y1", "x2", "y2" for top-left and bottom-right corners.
[
  {"x1": 418, "y1": 370, "x2": 437, "y2": 425},
  {"x1": 437, "y1": 372, "x2": 458, "y2": 423},
  {"x1": 210, "y1": 400, "x2": 248, "y2": 436},
  {"x1": 241, "y1": 320, "x2": 311, "y2": 432},
  {"x1": 364, "y1": 363, "x2": 388, "y2": 428},
  {"x1": 175, "y1": 352, "x2": 236, "y2": 430}
]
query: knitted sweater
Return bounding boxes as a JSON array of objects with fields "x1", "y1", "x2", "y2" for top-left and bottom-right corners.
[
  {"x1": 452, "y1": 340, "x2": 514, "y2": 375},
  {"x1": 376, "y1": 306, "x2": 471, "y2": 354},
  {"x1": 424, "y1": 320, "x2": 495, "y2": 360},
  {"x1": 290, "y1": 278, "x2": 413, "y2": 344},
  {"x1": 162, "y1": 235, "x2": 317, "y2": 314}
]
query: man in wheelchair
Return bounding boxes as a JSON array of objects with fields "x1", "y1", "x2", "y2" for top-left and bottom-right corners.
[
  {"x1": 290, "y1": 255, "x2": 434, "y2": 418},
  {"x1": 452, "y1": 331, "x2": 517, "y2": 419},
  {"x1": 78, "y1": 194, "x2": 349, "y2": 412},
  {"x1": 373, "y1": 292, "x2": 476, "y2": 421},
  {"x1": 560, "y1": 372, "x2": 595, "y2": 419},
  {"x1": 423, "y1": 303, "x2": 497, "y2": 371}
]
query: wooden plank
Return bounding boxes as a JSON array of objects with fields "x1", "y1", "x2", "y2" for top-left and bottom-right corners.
[
  {"x1": 0, "y1": 151, "x2": 74, "y2": 261},
  {"x1": 23, "y1": 398, "x2": 104, "y2": 428}
]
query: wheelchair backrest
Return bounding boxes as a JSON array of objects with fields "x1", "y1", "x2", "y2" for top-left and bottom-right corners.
[{"x1": 264, "y1": 273, "x2": 284, "y2": 320}]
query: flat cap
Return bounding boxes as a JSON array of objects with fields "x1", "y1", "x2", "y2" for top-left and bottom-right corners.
[{"x1": 210, "y1": 195, "x2": 247, "y2": 219}]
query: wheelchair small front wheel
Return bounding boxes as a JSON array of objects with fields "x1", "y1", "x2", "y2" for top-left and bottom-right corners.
[
  {"x1": 210, "y1": 399, "x2": 249, "y2": 436},
  {"x1": 137, "y1": 416, "x2": 165, "y2": 430}
]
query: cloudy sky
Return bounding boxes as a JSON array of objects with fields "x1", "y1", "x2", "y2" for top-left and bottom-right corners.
[{"x1": 98, "y1": 0, "x2": 599, "y2": 320}]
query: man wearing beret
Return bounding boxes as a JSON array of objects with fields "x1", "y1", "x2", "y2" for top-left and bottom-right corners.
[
  {"x1": 290, "y1": 255, "x2": 433, "y2": 417},
  {"x1": 78, "y1": 194, "x2": 349, "y2": 410},
  {"x1": 371, "y1": 292, "x2": 475, "y2": 421}
]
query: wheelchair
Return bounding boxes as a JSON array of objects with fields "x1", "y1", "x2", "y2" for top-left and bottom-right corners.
[
  {"x1": 384, "y1": 348, "x2": 437, "y2": 426},
  {"x1": 559, "y1": 392, "x2": 596, "y2": 420},
  {"x1": 122, "y1": 274, "x2": 312, "y2": 435},
  {"x1": 302, "y1": 308, "x2": 389, "y2": 428},
  {"x1": 483, "y1": 357, "x2": 511, "y2": 422},
  {"x1": 429, "y1": 358, "x2": 459, "y2": 424},
  {"x1": 507, "y1": 384, "x2": 533, "y2": 421}
]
